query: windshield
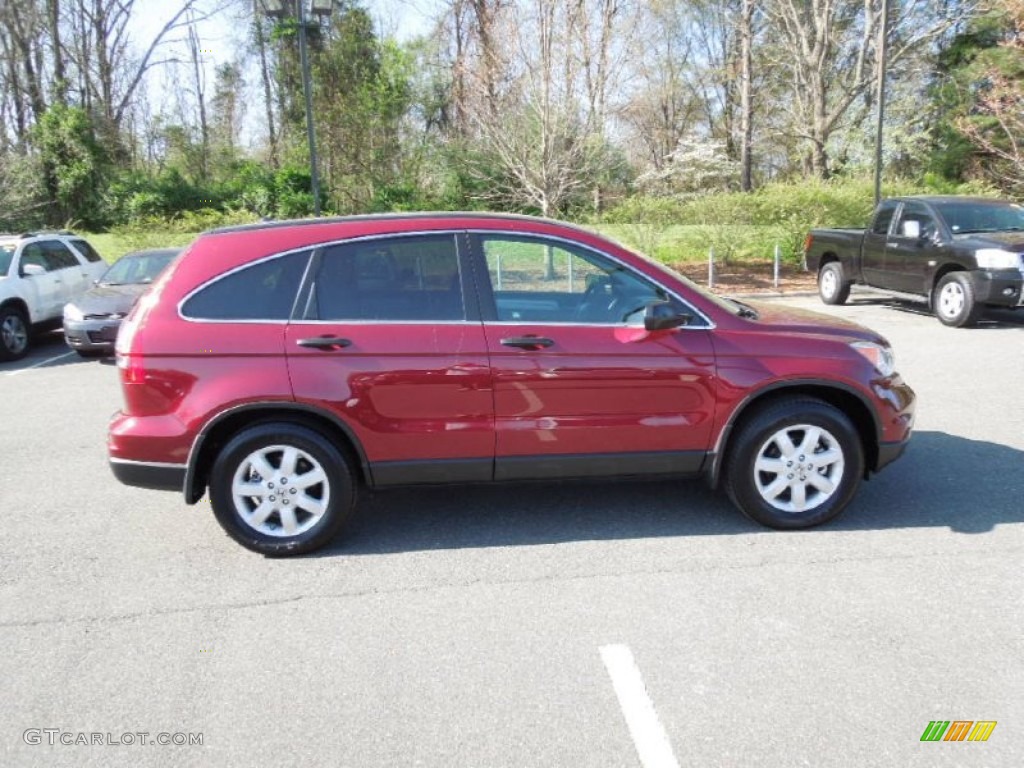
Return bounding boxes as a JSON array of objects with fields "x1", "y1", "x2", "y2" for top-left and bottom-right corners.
[
  {"x1": 0, "y1": 244, "x2": 14, "y2": 276},
  {"x1": 933, "y1": 201, "x2": 1024, "y2": 234},
  {"x1": 101, "y1": 251, "x2": 177, "y2": 285}
]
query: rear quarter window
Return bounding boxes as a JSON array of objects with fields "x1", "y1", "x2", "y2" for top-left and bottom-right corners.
[
  {"x1": 181, "y1": 251, "x2": 311, "y2": 320},
  {"x1": 69, "y1": 239, "x2": 104, "y2": 263}
]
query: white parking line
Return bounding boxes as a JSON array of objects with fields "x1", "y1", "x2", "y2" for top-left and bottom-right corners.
[
  {"x1": 600, "y1": 644, "x2": 680, "y2": 768},
  {"x1": 5, "y1": 351, "x2": 75, "y2": 376}
]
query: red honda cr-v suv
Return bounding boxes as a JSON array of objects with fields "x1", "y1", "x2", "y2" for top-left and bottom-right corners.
[{"x1": 109, "y1": 214, "x2": 915, "y2": 556}]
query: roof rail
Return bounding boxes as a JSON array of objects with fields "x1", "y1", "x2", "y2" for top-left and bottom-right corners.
[{"x1": 19, "y1": 229, "x2": 77, "y2": 238}]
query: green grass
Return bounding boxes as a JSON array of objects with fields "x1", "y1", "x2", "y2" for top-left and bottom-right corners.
[
  {"x1": 592, "y1": 223, "x2": 790, "y2": 265},
  {"x1": 85, "y1": 230, "x2": 201, "y2": 263}
]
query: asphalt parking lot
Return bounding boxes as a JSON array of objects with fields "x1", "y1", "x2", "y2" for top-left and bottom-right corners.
[{"x1": 2, "y1": 293, "x2": 1022, "y2": 768}]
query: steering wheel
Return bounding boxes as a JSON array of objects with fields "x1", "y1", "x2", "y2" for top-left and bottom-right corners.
[{"x1": 575, "y1": 278, "x2": 614, "y2": 322}]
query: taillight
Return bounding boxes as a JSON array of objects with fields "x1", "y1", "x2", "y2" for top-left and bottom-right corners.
[
  {"x1": 803, "y1": 233, "x2": 814, "y2": 253},
  {"x1": 117, "y1": 351, "x2": 147, "y2": 384},
  {"x1": 115, "y1": 279, "x2": 165, "y2": 412}
]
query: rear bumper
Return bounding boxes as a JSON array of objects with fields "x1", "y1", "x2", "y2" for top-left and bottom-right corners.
[
  {"x1": 109, "y1": 458, "x2": 185, "y2": 492},
  {"x1": 970, "y1": 269, "x2": 1024, "y2": 307}
]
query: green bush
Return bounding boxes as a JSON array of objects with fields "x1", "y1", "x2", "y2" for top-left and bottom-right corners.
[{"x1": 597, "y1": 176, "x2": 1001, "y2": 265}]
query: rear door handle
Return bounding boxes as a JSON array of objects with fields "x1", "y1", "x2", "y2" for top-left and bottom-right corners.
[
  {"x1": 501, "y1": 336, "x2": 554, "y2": 349},
  {"x1": 297, "y1": 335, "x2": 352, "y2": 350}
]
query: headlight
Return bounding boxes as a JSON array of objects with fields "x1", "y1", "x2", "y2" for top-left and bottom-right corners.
[
  {"x1": 851, "y1": 341, "x2": 895, "y2": 377},
  {"x1": 975, "y1": 248, "x2": 1023, "y2": 270},
  {"x1": 63, "y1": 303, "x2": 83, "y2": 322}
]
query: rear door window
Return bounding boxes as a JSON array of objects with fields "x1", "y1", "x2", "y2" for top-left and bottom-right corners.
[
  {"x1": 310, "y1": 235, "x2": 465, "y2": 321},
  {"x1": 181, "y1": 251, "x2": 311, "y2": 320}
]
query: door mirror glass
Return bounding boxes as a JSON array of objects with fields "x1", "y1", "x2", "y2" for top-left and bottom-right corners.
[{"x1": 900, "y1": 219, "x2": 921, "y2": 239}]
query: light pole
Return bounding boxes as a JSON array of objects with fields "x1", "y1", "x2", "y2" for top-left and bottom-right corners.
[{"x1": 261, "y1": 0, "x2": 334, "y2": 217}]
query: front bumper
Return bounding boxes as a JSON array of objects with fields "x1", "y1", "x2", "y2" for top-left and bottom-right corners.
[
  {"x1": 64, "y1": 318, "x2": 122, "y2": 352},
  {"x1": 876, "y1": 438, "x2": 910, "y2": 471},
  {"x1": 969, "y1": 269, "x2": 1024, "y2": 307}
]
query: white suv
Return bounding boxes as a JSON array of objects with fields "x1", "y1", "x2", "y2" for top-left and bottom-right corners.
[{"x1": 0, "y1": 232, "x2": 108, "y2": 361}]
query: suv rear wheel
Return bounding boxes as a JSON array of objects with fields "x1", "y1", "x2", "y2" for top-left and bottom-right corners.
[
  {"x1": 208, "y1": 423, "x2": 355, "y2": 556},
  {"x1": 724, "y1": 397, "x2": 864, "y2": 529}
]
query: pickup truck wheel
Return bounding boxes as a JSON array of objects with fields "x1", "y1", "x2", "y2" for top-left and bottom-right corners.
[
  {"x1": 818, "y1": 262, "x2": 851, "y2": 305},
  {"x1": 208, "y1": 423, "x2": 356, "y2": 556},
  {"x1": 0, "y1": 306, "x2": 30, "y2": 361},
  {"x1": 934, "y1": 272, "x2": 980, "y2": 328},
  {"x1": 724, "y1": 398, "x2": 864, "y2": 529}
]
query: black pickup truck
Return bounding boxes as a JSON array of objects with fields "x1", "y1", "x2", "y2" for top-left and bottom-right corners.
[{"x1": 804, "y1": 196, "x2": 1024, "y2": 326}]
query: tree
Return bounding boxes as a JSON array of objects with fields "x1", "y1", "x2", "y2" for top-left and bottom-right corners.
[
  {"x1": 463, "y1": 1, "x2": 633, "y2": 217},
  {"x1": 33, "y1": 104, "x2": 110, "y2": 227},
  {"x1": 764, "y1": 0, "x2": 960, "y2": 178},
  {"x1": 941, "y1": 1, "x2": 1024, "y2": 192}
]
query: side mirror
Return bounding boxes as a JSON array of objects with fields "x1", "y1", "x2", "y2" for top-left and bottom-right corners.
[
  {"x1": 21, "y1": 263, "x2": 45, "y2": 277},
  {"x1": 644, "y1": 300, "x2": 691, "y2": 331}
]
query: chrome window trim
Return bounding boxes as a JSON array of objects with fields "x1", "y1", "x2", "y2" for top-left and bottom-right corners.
[
  {"x1": 177, "y1": 230, "x2": 471, "y2": 324},
  {"x1": 467, "y1": 229, "x2": 716, "y2": 330},
  {"x1": 175, "y1": 227, "x2": 715, "y2": 330},
  {"x1": 178, "y1": 247, "x2": 315, "y2": 323}
]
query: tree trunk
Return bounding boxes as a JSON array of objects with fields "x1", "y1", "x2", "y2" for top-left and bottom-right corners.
[
  {"x1": 253, "y1": 4, "x2": 278, "y2": 167},
  {"x1": 738, "y1": 0, "x2": 754, "y2": 191}
]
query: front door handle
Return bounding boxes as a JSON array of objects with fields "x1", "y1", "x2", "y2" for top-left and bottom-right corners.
[
  {"x1": 501, "y1": 336, "x2": 554, "y2": 349},
  {"x1": 297, "y1": 335, "x2": 352, "y2": 350}
]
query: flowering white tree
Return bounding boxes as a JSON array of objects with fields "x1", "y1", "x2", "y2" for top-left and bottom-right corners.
[{"x1": 635, "y1": 133, "x2": 739, "y2": 196}]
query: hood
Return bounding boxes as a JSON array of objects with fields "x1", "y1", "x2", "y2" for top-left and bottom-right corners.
[
  {"x1": 73, "y1": 283, "x2": 149, "y2": 316},
  {"x1": 738, "y1": 300, "x2": 881, "y2": 342},
  {"x1": 954, "y1": 231, "x2": 1024, "y2": 252}
]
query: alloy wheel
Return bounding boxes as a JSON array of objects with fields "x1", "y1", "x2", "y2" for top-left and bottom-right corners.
[
  {"x1": 752, "y1": 424, "x2": 845, "y2": 513},
  {"x1": 231, "y1": 444, "x2": 331, "y2": 537}
]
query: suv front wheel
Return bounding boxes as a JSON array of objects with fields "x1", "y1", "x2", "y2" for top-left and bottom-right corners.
[
  {"x1": 209, "y1": 423, "x2": 355, "y2": 556},
  {"x1": 0, "y1": 306, "x2": 30, "y2": 361},
  {"x1": 724, "y1": 397, "x2": 864, "y2": 529}
]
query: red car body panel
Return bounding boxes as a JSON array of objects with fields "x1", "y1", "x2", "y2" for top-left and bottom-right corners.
[
  {"x1": 107, "y1": 214, "x2": 915, "y2": 502},
  {"x1": 484, "y1": 324, "x2": 717, "y2": 460},
  {"x1": 284, "y1": 322, "x2": 493, "y2": 467}
]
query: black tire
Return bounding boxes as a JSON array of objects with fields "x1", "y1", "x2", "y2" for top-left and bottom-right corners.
[
  {"x1": 208, "y1": 423, "x2": 356, "y2": 556},
  {"x1": 818, "y1": 262, "x2": 851, "y2": 305},
  {"x1": 933, "y1": 272, "x2": 980, "y2": 328},
  {"x1": 724, "y1": 397, "x2": 864, "y2": 529},
  {"x1": 0, "y1": 305, "x2": 31, "y2": 362}
]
